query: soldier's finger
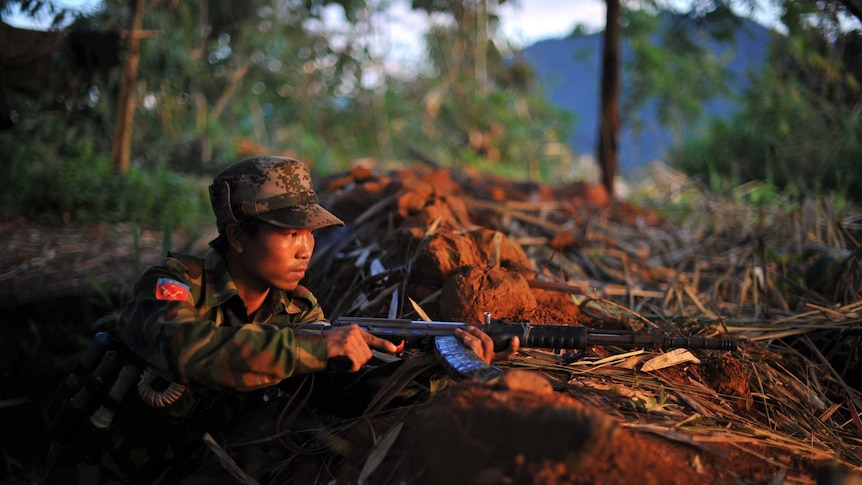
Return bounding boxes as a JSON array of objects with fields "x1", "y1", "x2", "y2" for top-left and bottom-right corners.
[
  {"x1": 494, "y1": 336, "x2": 519, "y2": 362},
  {"x1": 363, "y1": 332, "x2": 399, "y2": 353},
  {"x1": 455, "y1": 327, "x2": 491, "y2": 363},
  {"x1": 464, "y1": 326, "x2": 495, "y2": 359},
  {"x1": 354, "y1": 334, "x2": 375, "y2": 364}
]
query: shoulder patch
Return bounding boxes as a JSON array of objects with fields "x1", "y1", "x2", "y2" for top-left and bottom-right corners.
[{"x1": 155, "y1": 278, "x2": 190, "y2": 301}]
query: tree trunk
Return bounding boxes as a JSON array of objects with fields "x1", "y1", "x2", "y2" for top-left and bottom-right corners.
[
  {"x1": 597, "y1": 0, "x2": 621, "y2": 197},
  {"x1": 110, "y1": 0, "x2": 145, "y2": 173}
]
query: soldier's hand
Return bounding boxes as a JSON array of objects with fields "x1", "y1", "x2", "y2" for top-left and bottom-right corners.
[
  {"x1": 324, "y1": 324, "x2": 399, "y2": 372},
  {"x1": 455, "y1": 326, "x2": 520, "y2": 364}
]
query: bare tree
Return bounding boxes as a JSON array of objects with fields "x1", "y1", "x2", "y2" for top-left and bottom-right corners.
[
  {"x1": 110, "y1": 0, "x2": 144, "y2": 173},
  {"x1": 597, "y1": 0, "x2": 621, "y2": 197}
]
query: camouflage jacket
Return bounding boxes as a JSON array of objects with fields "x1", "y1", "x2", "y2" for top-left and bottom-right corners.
[{"x1": 116, "y1": 249, "x2": 329, "y2": 391}]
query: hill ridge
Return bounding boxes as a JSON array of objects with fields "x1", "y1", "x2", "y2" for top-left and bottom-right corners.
[{"x1": 521, "y1": 14, "x2": 773, "y2": 173}]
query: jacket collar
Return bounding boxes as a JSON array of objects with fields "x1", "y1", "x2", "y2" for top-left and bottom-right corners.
[{"x1": 203, "y1": 249, "x2": 290, "y2": 317}]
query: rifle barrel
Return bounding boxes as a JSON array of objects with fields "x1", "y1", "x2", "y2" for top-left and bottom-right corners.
[
  {"x1": 487, "y1": 324, "x2": 737, "y2": 352},
  {"x1": 334, "y1": 317, "x2": 738, "y2": 352}
]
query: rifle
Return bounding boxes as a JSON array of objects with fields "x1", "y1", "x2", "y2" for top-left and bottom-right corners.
[{"x1": 333, "y1": 315, "x2": 738, "y2": 382}]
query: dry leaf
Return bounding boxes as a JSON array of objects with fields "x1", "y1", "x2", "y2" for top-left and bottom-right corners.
[
  {"x1": 409, "y1": 297, "x2": 432, "y2": 322},
  {"x1": 641, "y1": 348, "x2": 701, "y2": 372}
]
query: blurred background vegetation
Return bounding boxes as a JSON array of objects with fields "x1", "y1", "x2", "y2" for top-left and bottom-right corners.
[{"x1": 0, "y1": 0, "x2": 860, "y2": 231}]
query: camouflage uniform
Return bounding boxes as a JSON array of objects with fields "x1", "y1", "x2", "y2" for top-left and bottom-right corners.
[
  {"x1": 119, "y1": 155, "x2": 342, "y2": 387},
  {"x1": 60, "y1": 157, "x2": 348, "y2": 483},
  {"x1": 208, "y1": 155, "x2": 343, "y2": 233},
  {"x1": 117, "y1": 248, "x2": 330, "y2": 391}
]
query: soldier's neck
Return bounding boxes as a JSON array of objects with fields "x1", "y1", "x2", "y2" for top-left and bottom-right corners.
[
  {"x1": 237, "y1": 286, "x2": 269, "y2": 319},
  {"x1": 224, "y1": 252, "x2": 270, "y2": 318}
]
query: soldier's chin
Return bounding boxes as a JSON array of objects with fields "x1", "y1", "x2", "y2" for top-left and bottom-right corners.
[{"x1": 278, "y1": 274, "x2": 305, "y2": 290}]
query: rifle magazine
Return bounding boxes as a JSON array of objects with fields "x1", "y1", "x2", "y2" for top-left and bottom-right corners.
[{"x1": 434, "y1": 336, "x2": 504, "y2": 382}]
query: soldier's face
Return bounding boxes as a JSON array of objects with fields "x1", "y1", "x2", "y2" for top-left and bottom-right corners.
[{"x1": 240, "y1": 224, "x2": 315, "y2": 291}]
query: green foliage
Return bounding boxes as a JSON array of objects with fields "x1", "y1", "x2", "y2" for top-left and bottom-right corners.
[
  {"x1": 623, "y1": 8, "x2": 735, "y2": 142},
  {"x1": 2, "y1": 0, "x2": 577, "y2": 230},
  {"x1": 12, "y1": 0, "x2": 860, "y2": 231},
  {"x1": 667, "y1": 0, "x2": 862, "y2": 201},
  {"x1": 670, "y1": 44, "x2": 862, "y2": 199},
  {"x1": 0, "y1": 115, "x2": 211, "y2": 228},
  {"x1": 396, "y1": 14, "x2": 575, "y2": 181}
]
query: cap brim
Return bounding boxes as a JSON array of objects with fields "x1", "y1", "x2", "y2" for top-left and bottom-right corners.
[{"x1": 255, "y1": 203, "x2": 344, "y2": 230}]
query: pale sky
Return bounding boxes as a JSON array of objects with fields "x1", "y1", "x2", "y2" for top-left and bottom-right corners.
[
  {"x1": 337, "y1": 0, "x2": 605, "y2": 72},
  {"x1": 3, "y1": 0, "x2": 605, "y2": 89},
  {"x1": 498, "y1": 0, "x2": 607, "y2": 45},
  {"x1": 5, "y1": 0, "x2": 604, "y2": 47},
  {"x1": 2, "y1": 0, "x2": 790, "y2": 41}
]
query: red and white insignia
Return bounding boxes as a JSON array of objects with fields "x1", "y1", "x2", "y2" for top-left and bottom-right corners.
[{"x1": 155, "y1": 278, "x2": 190, "y2": 301}]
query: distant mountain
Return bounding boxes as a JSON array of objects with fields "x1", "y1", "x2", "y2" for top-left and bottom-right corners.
[{"x1": 521, "y1": 15, "x2": 773, "y2": 173}]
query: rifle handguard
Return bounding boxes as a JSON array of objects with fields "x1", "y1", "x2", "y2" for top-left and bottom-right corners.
[
  {"x1": 484, "y1": 323, "x2": 739, "y2": 352},
  {"x1": 334, "y1": 317, "x2": 738, "y2": 353}
]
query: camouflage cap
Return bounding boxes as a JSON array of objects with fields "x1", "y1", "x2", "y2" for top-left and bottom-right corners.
[{"x1": 209, "y1": 156, "x2": 344, "y2": 232}]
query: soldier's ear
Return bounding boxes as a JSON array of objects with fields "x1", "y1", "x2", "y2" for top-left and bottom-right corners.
[{"x1": 225, "y1": 223, "x2": 245, "y2": 253}]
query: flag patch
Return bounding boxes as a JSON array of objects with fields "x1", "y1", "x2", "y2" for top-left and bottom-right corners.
[{"x1": 155, "y1": 278, "x2": 190, "y2": 301}]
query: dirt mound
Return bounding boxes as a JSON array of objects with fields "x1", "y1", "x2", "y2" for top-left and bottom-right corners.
[
  {"x1": 2, "y1": 162, "x2": 861, "y2": 484},
  {"x1": 300, "y1": 162, "x2": 862, "y2": 484},
  {"x1": 335, "y1": 377, "x2": 779, "y2": 485}
]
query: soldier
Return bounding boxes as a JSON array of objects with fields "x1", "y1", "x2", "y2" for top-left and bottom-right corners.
[
  {"x1": 47, "y1": 156, "x2": 517, "y2": 483},
  {"x1": 120, "y1": 156, "x2": 399, "y2": 390}
]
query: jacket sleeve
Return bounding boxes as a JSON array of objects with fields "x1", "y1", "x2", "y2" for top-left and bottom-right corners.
[{"x1": 117, "y1": 262, "x2": 328, "y2": 391}]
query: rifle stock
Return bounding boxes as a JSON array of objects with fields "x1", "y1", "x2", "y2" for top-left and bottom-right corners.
[{"x1": 333, "y1": 316, "x2": 738, "y2": 353}]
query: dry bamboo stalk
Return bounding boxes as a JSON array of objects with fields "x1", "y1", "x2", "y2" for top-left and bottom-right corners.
[
  {"x1": 358, "y1": 283, "x2": 400, "y2": 316},
  {"x1": 526, "y1": 279, "x2": 587, "y2": 295},
  {"x1": 819, "y1": 403, "x2": 842, "y2": 423},
  {"x1": 847, "y1": 399, "x2": 862, "y2": 436},
  {"x1": 723, "y1": 322, "x2": 856, "y2": 333},
  {"x1": 601, "y1": 285, "x2": 665, "y2": 298},
  {"x1": 681, "y1": 284, "x2": 717, "y2": 319},
  {"x1": 801, "y1": 335, "x2": 862, "y2": 421},
  {"x1": 462, "y1": 197, "x2": 567, "y2": 234},
  {"x1": 201, "y1": 433, "x2": 259, "y2": 485},
  {"x1": 490, "y1": 231, "x2": 502, "y2": 267},
  {"x1": 513, "y1": 236, "x2": 550, "y2": 246},
  {"x1": 765, "y1": 301, "x2": 862, "y2": 325},
  {"x1": 676, "y1": 379, "x2": 732, "y2": 419},
  {"x1": 804, "y1": 302, "x2": 854, "y2": 320}
]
